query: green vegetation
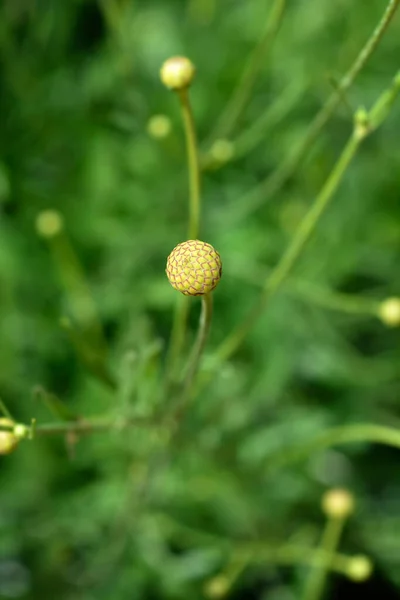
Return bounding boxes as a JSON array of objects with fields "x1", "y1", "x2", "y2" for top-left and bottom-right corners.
[{"x1": 1, "y1": 1, "x2": 400, "y2": 598}]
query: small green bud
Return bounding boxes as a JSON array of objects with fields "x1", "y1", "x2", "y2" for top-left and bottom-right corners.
[
  {"x1": 147, "y1": 114, "x2": 172, "y2": 139},
  {"x1": 203, "y1": 575, "x2": 230, "y2": 598},
  {"x1": 35, "y1": 210, "x2": 64, "y2": 238}
]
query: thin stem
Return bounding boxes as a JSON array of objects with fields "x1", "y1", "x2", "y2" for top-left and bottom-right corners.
[
  {"x1": 231, "y1": 263, "x2": 380, "y2": 317},
  {"x1": 302, "y1": 517, "x2": 346, "y2": 600},
  {"x1": 176, "y1": 293, "x2": 213, "y2": 416},
  {"x1": 164, "y1": 86, "x2": 201, "y2": 386},
  {"x1": 205, "y1": 72, "x2": 400, "y2": 374},
  {"x1": 164, "y1": 295, "x2": 190, "y2": 387},
  {"x1": 265, "y1": 423, "x2": 400, "y2": 472},
  {"x1": 214, "y1": 133, "x2": 361, "y2": 366},
  {"x1": 178, "y1": 87, "x2": 201, "y2": 240},
  {"x1": 233, "y1": 79, "x2": 303, "y2": 160},
  {"x1": 0, "y1": 398, "x2": 13, "y2": 420},
  {"x1": 289, "y1": 281, "x2": 380, "y2": 316},
  {"x1": 207, "y1": 0, "x2": 286, "y2": 143},
  {"x1": 0, "y1": 415, "x2": 155, "y2": 437},
  {"x1": 236, "y1": 0, "x2": 400, "y2": 218}
]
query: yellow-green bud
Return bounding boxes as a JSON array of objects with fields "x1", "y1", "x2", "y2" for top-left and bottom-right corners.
[
  {"x1": 321, "y1": 488, "x2": 355, "y2": 519},
  {"x1": 378, "y1": 297, "x2": 400, "y2": 327},
  {"x1": 166, "y1": 240, "x2": 222, "y2": 296},
  {"x1": 346, "y1": 555, "x2": 373, "y2": 582},
  {"x1": 147, "y1": 114, "x2": 172, "y2": 139},
  {"x1": 13, "y1": 423, "x2": 30, "y2": 439},
  {"x1": 35, "y1": 210, "x2": 64, "y2": 238},
  {"x1": 0, "y1": 418, "x2": 18, "y2": 455},
  {"x1": 160, "y1": 56, "x2": 195, "y2": 90},
  {"x1": 209, "y1": 139, "x2": 234, "y2": 165},
  {"x1": 203, "y1": 575, "x2": 230, "y2": 598}
]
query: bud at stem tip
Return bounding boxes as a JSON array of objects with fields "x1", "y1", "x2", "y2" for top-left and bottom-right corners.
[
  {"x1": 160, "y1": 56, "x2": 196, "y2": 90},
  {"x1": 166, "y1": 240, "x2": 222, "y2": 296}
]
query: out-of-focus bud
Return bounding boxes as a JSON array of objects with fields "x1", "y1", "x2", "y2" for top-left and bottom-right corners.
[
  {"x1": 321, "y1": 488, "x2": 355, "y2": 519},
  {"x1": 147, "y1": 114, "x2": 172, "y2": 139},
  {"x1": 346, "y1": 555, "x2": 373, "y2": 582},
  {"x1": 378, "y1": 297, "x2": 400, "y2": 327},
  {"x1": 203, "y1": 575, "x2": 230, "y2": 598},
  {"x1": 0, "y1": 418, "x2": 19, "y2": 455},
  {"x1": 160, "y1": 56, "x2": 196, "y2": 90},
  {"x1": 35, "y1": 210, "x2": 64, "y2": 239}
]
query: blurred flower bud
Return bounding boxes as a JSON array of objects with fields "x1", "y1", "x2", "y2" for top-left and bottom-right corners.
[
  {"x1": 209, "y1": 139, "x2": 234, "y2": 165},
  {"x1": 147, "y1": 114, "x2": 172, "y2": 139},
  {"x1": 13, "y1": 424, "x2": 30, "y2": 440},
  {"x1": 321, "y1": 488, "x2": 355, "y2": 519},
  {"x1": 378, "y1": 297, "x2": 400, "y2": 327},
  {"x1": 204, "y1": 575, "x2": 230, "y2": 598},
  {"x1": 160, "y1": 56, "x2": 195, "y2": 90},
  {"x1": 346, "y1": 555, "x2": 373, "y2": 582},
  {"x1": 0, "y1": 418, "x2": 18, "y2": 455},
  {"x1": 35, "y1": 210, "x2": 64, "y2": 239}
]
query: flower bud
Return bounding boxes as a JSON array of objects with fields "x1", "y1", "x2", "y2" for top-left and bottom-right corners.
[
  {"x1": 378, "y1": 297, "x2": 400, "y2": 327},
  {"x1": 203, "y1": 575, "x2": 230, "y2": 598},
  {"x1": 0, "y1": 418, "x2": 18, "y2": 455},
  {"x1": 346, "y1": 555, "x2": 373, "y2": 582},
  {"x1": 166, "y1": 240, "x2": 222, "y2": 296},
  {"x1": 147, "y1": 114, "x2": 172, "y2": 139},
  {"x1": 35, "y1": 210, "x2": 64, "y2": 238},
  {"x1": 160, "y1": 56, "x2": 195, "y2": 90},
  {"x1": 321, "y1": 488, "x2": 355, "y2": 519}
]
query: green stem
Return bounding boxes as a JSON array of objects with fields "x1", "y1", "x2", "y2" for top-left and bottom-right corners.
[
  {"x1": 206, "y1": 72, "x2": 400, "y2": 372},
  {"x1": 0, "y1": 398, "x2": 13, "y2": 420},
  {"x1": 265, "y1": 423, "x2": 400, "y2": 471},
  {"x1": 302, "y1": 517, "x2": 346, "y2": 600},
  {"x1": 236, "y1": 0, "x2": 400, "y2": 218},
  {"x1": 231, "y1": 263, "x2": 380, "y2": 317},
  {"x1": 176, "y1": 293, "x2": 213, "y2": 417},
  {"x1": 178, "y1": 87, "x2": 201, "y2": 240},
  {"x1": 0, "y1": 415, "x2": 154, "y2": 436},
  {"x1": 164, "y1": 87, "x2": 201, "y2": 386},
  {"x1": 207, "y1": 0, "x2": 286, "y2": 143},
  {"x1": 214, "y1": 133, "x2": 361, "y2": 365},
  {"x1": 289, "y1": 281, "x2": 380, "y2": 316}
]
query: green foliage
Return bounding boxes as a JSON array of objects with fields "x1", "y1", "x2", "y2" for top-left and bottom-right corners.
[{"x1": 0, "y1": 1, "x2": 400, "y2": 598}]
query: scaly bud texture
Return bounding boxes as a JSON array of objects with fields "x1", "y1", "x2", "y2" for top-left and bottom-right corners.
[{"x1": 166, "y1": 240, "x2": 222, "y2": 296}]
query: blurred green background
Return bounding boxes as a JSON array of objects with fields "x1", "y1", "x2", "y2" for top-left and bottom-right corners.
[{"x1": 1, "y1": 0, "x2": 400, "y2": 598}]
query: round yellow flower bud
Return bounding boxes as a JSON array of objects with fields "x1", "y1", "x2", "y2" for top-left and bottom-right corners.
[
  {"x1": 378, "y1": 297, "x2": 400, "y2": 327},
  {"x1": 160, "y1": 56, "x2": 195, "y2": 90},
  {"x1": 147, "y1": 114, "x2": 172, "y2": 139},
  {"x1": 346, "y1": 555, "x2": 373, "y2": 582},
  {"x1": 321, "y1": 488, "x2": 355, "y2": 519},
  {"x1": 35, "y1": 210, "x2": 64, "y2": 238},
  {"x1": 166, "y1": 240, "x2": 222, "y2": 296},
  {"x1": 0, "y1": 418, "x2": 18, "y2": 455},
  {"x1": 203, "y1": 575, "x2": 230, "y2": 598}
]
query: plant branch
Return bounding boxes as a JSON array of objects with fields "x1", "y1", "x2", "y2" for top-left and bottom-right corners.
[
  {"x1": 236, "y1": 0, "x2": 400, "y2": 218},
  {"x1": 204, "y1": 71, "x2": 400, "y2": 375},
  {"x1": 207, "y1": 0, "x2": 286, "y2": 143},
  {"x1": 302, "y1": 516, "x2": 347, "y2": 600},
  {"x1": 265, "y1": 423, "x2": 400, "y2": 472},
  {"x1": 164, "y1": 86, "x2": 201, "y2": 386}
]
